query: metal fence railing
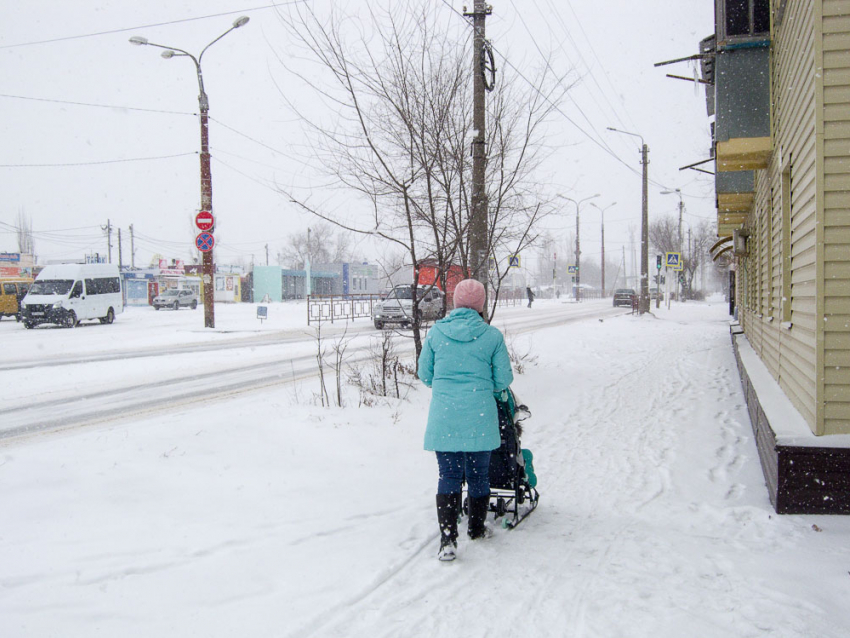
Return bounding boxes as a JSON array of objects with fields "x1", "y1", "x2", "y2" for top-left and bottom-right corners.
[
  {"x1": 492, "y1": 288, "x2": 526, "y2": 307},
  {"x1": 307, "y1": 294, "x2": 382, "y2": 325},
  {"x1": 573, "y1": 289, "x2": 604, "y2": 301}
]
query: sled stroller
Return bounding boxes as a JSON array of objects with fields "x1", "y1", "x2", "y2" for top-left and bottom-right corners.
[{"x1": 464, "y1": 388, "x2": 540, "y2": 529}]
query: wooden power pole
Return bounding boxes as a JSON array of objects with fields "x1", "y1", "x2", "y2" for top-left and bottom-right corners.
[
  {"x1": 639, "y1": 143, "x2": 650, "y2": 314},
  {"x1": 465, "y1": 0, "x2": 494, "y2": 286}
]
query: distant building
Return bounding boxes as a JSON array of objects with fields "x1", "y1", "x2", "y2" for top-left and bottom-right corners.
[
  {"x1": 314, "y1": 262, "x2": 382, "y2": 296},
  {"x1": 252, "y1": 265, "x2": 346, "y2": 301},
  {"x1": 0, "y1": 252, "x2": 35, "y2": 277}
]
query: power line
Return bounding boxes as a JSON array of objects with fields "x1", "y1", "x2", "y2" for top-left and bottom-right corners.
[
  {"x1": 520, "y1": 0, "x2": 636, "y2": 138},
  {"x1": 439, "y1": 0, "x2": 699, "y2": 198},
  {"x1": 0, "y1": 152, "x2": 196, "y2": 168},
  {"x1": 212, "y1": 156, "x2": 284, "y2": 195},
  {"x1": 543, "y1": 0, "x2": 640, "y2": 133},
  {"x1": 0, "y1": 93, "x2": 194, "y2": 116},
  {"x1": 0, "y1": 1, "x2": 308, "y2": 50},
  {"x1": 210, "y1": 117, "x2": 299, "y2": 159},
  {"x1": 438, "y1": 0, "x2": 647, "y2": 182}
]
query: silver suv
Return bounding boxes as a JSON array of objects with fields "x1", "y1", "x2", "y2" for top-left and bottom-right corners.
[
  {"x1": 153, "y1": 288, "x2": 199, "y2": 310},
  {"x1": 373, "y1": 285, "x2": 444, "y2": 329}
]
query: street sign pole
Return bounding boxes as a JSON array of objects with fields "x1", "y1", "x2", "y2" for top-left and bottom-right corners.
[{"x1": 655, "y1": 255, "x2": 662, "y2": 309}]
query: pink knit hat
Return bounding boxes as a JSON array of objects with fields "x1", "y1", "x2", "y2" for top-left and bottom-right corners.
[{"x1": 453, "y1": 279, "x2": 486, "y2": 313}]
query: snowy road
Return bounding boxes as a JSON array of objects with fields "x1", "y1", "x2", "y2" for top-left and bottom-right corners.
[
  {"x1": 4, "y1": 300, "x2": 848, "y2": 637},
  {"x1": 0, "y1": 300, "x2": 623, "y2": 441}
]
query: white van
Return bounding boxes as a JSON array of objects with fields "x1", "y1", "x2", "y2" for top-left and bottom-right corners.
[{"x1": 21, "y1": 264, "x2": 124, "y2": 329}]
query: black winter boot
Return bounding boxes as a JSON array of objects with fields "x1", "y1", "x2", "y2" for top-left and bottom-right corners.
[
  {"x1": 467, "y1": 495, "x2": 492, "y2": 540},
  {"x1": 436, "y1": 493, "x2": 460, "y2": 561}
]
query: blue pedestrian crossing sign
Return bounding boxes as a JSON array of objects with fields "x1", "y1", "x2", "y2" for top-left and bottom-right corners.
[
  {"x1": 508, "y1": 255, "x2": 521, "y2": 268},
  {"x1": 665, "y1": 252, "x2": 683, "y2": 270}
]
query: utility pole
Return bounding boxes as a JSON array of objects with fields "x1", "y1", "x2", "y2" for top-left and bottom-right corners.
[
  {"x1": 678, "y1": 199, "x2": 684, "y2": 300},
  {"x1": 118, "y1": 228, "x2": 123, "y2": 271},
  {"x1": 682, "y1": 228, "x2": 694, "y2": 302},
  {"x1": 465, "y1": 0, "x2": 494, "y2": 287},
  {"x1": 607, "y1": 127, "x2": 649, "y2": 313},
  {"x1": 591, "y1": 201, "x2": 615, "y2": 297},
  {"x1": 601, "y1": 217, "x2": 605, "y2": 296},
  {"x1": 558, "y1": 194, "x2": 599, "y2": 302},
  {"x1": 102, "y1": 219, "x2": 113, "y2": 264},
  {"x1": 129, "y1": 224, "x2": 136, "y2": 269},
  {"x1": 622, "y1": 246, "x2": 626, "y2": 288},
  {"x1": 305, "y1": 227, "x2": 312, "y2": 297},
  {"x1": 678, "y1": 199, "x2": 684, "y2": 265},
  {"x1": 639, "y1": 143, "x2": 650, "y2": 314},
  {"x1": 661, "y1": 189, "x2": 684, "y2": 302},
  {"x1": 265, "y1": 243, "x2": 269, "y2": 266},
  {"x1": 552, "y1": 251, "x2": 557, "y2": 296},
  {"x1": 575, "y1": 208, "x2": 581, "y2": 302}
]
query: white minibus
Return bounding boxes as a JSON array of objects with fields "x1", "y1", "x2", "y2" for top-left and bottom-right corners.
[{"x1": 21, "y1": 264, "x2": 124, "y2": 328}]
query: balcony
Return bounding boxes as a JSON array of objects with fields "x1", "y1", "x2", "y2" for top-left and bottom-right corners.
[
  {"x1": 714, "y1": 45, "x2": 771, "y2": 172},
  {"x1": 716, "y1": 170, "x2": 754, "y2": 236}
]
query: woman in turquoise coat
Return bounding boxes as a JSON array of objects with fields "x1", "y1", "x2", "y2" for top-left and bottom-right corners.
[{"x1": 418, "y1": 278, "x2": 514, "y2": 561}]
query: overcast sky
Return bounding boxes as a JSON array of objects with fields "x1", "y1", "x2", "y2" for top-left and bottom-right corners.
[{"x1": 0, "y1": 0, "x2": 715, "y2": 274}]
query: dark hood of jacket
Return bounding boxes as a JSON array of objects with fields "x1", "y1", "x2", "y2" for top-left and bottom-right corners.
[{"x1": 431, "y1": 307, "x2": 489, "y2": 343}]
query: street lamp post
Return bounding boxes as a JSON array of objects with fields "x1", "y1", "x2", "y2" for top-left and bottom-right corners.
[
  {"x1": 607, "y1": 127, "x2": 650, "y2": 314},
  {"x1": 558, "y1": 193, "x2": 599, "y2": 302},
  {"x1": 661, "y1": 188, "x2": 684, "y2": 302},
  {"x1": 590, "y1": 202, "x2": 616, "y2": 297},
  {"x1": 130, "y1": 16, "x2": 250, "y2": 329}
]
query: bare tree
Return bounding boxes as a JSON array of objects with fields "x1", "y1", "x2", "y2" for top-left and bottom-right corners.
[
  {"x1": 278, "y1": 223, "x2": 353, "y2": 269},
  {"x1": 650, "y1": 215, "x2": 717, "y2": 298},
  {"x1": 648, "y1": 215, "x2": 680, "y2": 257},
  {"x1": 684, "y1": 219, "x2": 716, "y2": 297},
  {"x1": 16, "y1": 209, "x2": 34, "y2": 255},
  {"x1": 275, "y1": 2, "x2": 568, "y2": 357}
]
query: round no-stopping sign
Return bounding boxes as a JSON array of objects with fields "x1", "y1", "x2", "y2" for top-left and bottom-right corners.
[
  {"x1": 195, "y1": 210, "x2": 215, "y2": 231},
  {"x1": 196, "y1": 232, "x2": 215, "y2": 252}
]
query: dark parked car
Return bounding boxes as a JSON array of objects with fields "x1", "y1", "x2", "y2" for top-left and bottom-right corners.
[
  {"x1": 613, "y1": 288, "x2": 636, "y2": 307},
  {"x1": 153, "y1": 289, "x2": 198, "y2": 310},
  {"x1": 372, "y1": 285, "x2": 444, "y2": 329}
]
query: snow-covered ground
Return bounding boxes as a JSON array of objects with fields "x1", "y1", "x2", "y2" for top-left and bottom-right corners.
[{"x1": 2, "y1": 298, "x2": 850, "y2": 637}]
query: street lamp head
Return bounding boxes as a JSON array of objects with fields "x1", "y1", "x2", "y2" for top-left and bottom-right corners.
[
  {"x1": 161, "y1": 50, "x2": 176, "y2": 59},
  {"x1": 233, "y1": 16, "x2": 250, "y2": 28},
  {"x1": 129, "y1": 36, "x2": 148, "y2": 46}
]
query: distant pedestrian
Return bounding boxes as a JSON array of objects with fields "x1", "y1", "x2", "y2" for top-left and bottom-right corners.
[
  {"x1": 418, "y1": 278, "x2": 514, "y2": 561},
  {"x1": 526, "y1": 286, "x2": 535, "y2": 308}
]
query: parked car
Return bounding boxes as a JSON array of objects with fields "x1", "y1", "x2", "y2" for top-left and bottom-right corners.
[
  {"x1": 613, "y1": 288, "x2": 636, "y2": 307},
  {"x1": 153, "y1": 289, "x2": 198, "y2": 310},
  {"x1": 650, "y1": 286, "x2": 664, "y2": 301},
  {"x1": 372, "y1": 285, "x2": 444, "y2": 329}
]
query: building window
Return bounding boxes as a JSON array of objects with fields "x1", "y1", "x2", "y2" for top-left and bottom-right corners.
[
  {"x1": 719, "y1": 0, "x2": 770, "y2": 41},
  {"x1": 726, "y1": 0, "x2": 750, "y2": 36}
]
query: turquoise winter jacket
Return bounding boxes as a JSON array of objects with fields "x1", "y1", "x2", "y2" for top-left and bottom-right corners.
[{"x1": 418, "y1": 307, "x2": 514, "y2": 452}]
